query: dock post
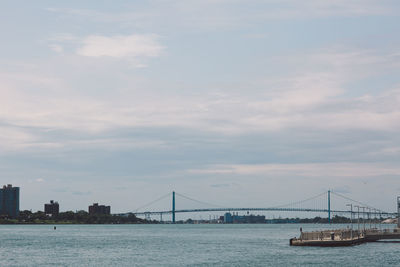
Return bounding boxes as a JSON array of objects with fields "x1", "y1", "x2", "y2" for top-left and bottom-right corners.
[
  {"x1": 368, "y1": 207, "x2": 371, "y2": 229},
  {"x1": 172, "y1": 191, "x2": 176, "y2": 224},
  {"x1": 355, "y1": 205, "x2": 360, "y2": 233},
  {"x1": 328, "y1": 190, "x2": 331, "y2": 224},
  {"x1": 346, "y1": 204, "x2": 353, "y2": 239},
  {"x1": 397, "y1": 196, "x2": 400, "y2": 228},
  {"x1": 362, "y1": 207, "x2": 366, "y2": 231}
]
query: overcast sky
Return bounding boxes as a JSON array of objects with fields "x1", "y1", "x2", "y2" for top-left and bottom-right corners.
[{"x1": 1, "y1": 0, "x2": 400, "y2": 215}]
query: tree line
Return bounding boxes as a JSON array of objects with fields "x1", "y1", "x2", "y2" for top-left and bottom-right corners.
[{"x1": 0, "y1": 210, "x2": 156, "y2": 224}]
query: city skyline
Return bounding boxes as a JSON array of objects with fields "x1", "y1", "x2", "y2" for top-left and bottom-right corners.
[{"x1": 1, "y1": 1, "x2": 400, "y2": 213}]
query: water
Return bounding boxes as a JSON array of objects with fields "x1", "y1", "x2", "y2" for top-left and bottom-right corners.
[{"x1": 0, "y1": 224, "x2": 399, "y2": 266}]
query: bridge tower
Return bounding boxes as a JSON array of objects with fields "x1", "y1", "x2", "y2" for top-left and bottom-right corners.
[
  {"x1": 397, "y1": 196, "x2": 400, "y2": 228},
  {"x1": 172, "y1": 191, "x2": 176, "y2": 224},
  {"x1": 328, "y1": 190, "x2": 331, "y2": 224}
]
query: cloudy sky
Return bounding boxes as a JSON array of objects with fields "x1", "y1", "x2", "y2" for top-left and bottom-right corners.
[{"x1": 1, "y1": 0, "x2": 400, "y2": 214}]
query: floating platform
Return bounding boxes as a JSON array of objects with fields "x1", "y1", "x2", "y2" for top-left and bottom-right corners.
[
  {"x1": 290, "y1": 236, "x2": 365, "y2": 247},
  {"x1": 290, "y1": 229, "x2": 364, "y2": 247},
  {"x1": 290, "y1": 228, "x2": 400, "y2": 247},
  {"x1": 364, "y1": 228, "x2": 400, "y2": 242}
]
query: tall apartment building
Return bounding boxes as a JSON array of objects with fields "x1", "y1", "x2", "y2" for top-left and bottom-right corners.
[
  {"x1": 89, "y1": 203, "x2": 111, "y2": 215},
  {"x1": 44, "y1": 200, "x2": 59, "y2": 216},
  {"x1": 0, "y1": 184, "x2": 20, "y2": 218}
]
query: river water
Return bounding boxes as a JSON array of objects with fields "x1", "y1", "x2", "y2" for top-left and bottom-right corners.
[{"x1": 0, "y1": 224, "x2": 399, "y2": 266}]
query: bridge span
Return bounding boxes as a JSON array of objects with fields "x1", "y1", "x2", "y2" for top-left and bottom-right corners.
[
  {"x1": 130, "y1": 208, "x2": 395, "y2": 217},
  {"x1": 120, "y1": 190, "x2": 399, "y2": 223}
]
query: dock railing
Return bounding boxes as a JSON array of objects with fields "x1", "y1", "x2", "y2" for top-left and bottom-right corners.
[{"x1": 300, "y1": 229, "x2": 362, "y2": 241}]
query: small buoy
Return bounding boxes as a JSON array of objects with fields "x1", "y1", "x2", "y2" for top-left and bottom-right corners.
[{"x1": 54, "y1": 226, "x2": 56, "y2": 230}]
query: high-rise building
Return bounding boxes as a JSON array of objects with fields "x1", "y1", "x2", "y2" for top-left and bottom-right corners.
[
  {"x1": 44, "y1": 200, "x2": 59, "y2": 216},
  {"x1": 89, "y1": 203, "x2": 111, "y2": 215},
  {"x1": 0, "y1": 184, "x2": 20, "y2": 218}
]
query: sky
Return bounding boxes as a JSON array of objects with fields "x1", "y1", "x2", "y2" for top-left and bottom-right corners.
[{"x1": 1, "y1": 0, "x2": 400, "y2": 215}]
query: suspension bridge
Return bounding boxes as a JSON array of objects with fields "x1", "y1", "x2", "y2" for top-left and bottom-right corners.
[{"x1": 122, "y1": 190, "x2": 398, "y2": 223}]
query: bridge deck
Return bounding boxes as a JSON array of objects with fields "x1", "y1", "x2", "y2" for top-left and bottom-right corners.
[{"x1": 122, "y1": 208, "x2": 396, "y2": 217}]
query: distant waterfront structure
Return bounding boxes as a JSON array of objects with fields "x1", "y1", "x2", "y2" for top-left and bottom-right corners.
[
  {"x1": 224, "y1": 212, "x2": 233, "y2": 223},
  {"x1": 89, "y1": 203, "x2": 110, "y2": 215},
  {"x1": 44, "y1": 200, "x2": 59, "y2": 216},
  {"x1": 223, "y1": 212, "x2": 265, "y2": 223},
  {"x1": 0, "y1": 184, "x2": 20, "y2": 218}
]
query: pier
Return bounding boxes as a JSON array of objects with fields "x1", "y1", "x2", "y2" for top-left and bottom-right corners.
[
  {"x1": 290, "y1": 197, "x2": 400, "y2": 246},
  {"x1": 290, "y1": 228, "x2": 400, "y2": 246},
  {"x1": 290, "y1": 229, "x2": 365, "y2": 246}
]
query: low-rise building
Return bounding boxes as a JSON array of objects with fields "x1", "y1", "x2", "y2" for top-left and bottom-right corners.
[{"x1": 223, "y1": 212, "x2": 265, "y2": 223}]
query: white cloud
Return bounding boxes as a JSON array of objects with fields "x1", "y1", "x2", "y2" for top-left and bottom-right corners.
[
  {"x1": 45, "y1": 1, "x2": 396, "y2": 33},
  {"x1": 0, "y1": 126, "x2": 36, "y2": 151},
  {"x1": 1, "y1": 46, "x2": 400, "y2": 152},
  {"x1": 49, "y1": 44, "x2": 63, "y2": 53},
  {"x1": 260, "y1": 0, "x2": 392, "y2": 18},
  {"x1": 48, "y1": 33, "x2": 78, "y2": 42},
  {"x1": 76, "y1": 34, "x2": 164, "y2": 59},
  {"x1": 189, "y1": 162, "x2": 400, "y2": 178}
]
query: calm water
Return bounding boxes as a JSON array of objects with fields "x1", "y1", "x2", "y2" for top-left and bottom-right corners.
[{"x1": 0, "y1": 224, "x2": 399, "y2": 266}]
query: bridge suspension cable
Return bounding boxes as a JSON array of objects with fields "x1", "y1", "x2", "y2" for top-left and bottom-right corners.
[
  {"x1": 134, "y1": 192, "x2": 172, "y2": 212},
  {"x1": 330, "y1": 190, "x2": 388, "y2": 213},
  {"x1": 268, "y1": 191, "x2": 328, "y2": 210},
  {"x1": 175, "y1": 192, "x2": 226, "y2": 208}
]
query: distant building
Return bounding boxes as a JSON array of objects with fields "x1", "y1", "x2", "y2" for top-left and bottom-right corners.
[
  {"x1": 224, "y1": 212, "x2": 233, "y2": 223},
  {"x1": 44, "y1": 200, "x2": 59, "y2": 216},
  {"x1": 223, "y1": 212, "x2": 265, "y2": 224},
  {"x1": 89, "y1": 203, "x2": 110, "y2": 215},
  {"x1": 0, "y1": 184, "x2": 20, "y2": 218},
  {"x1": 233, "y1": 214, "x2": 266, "y2": 223}
]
